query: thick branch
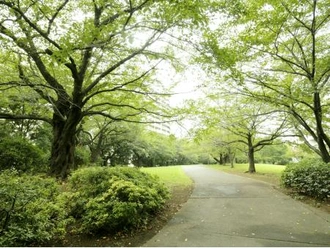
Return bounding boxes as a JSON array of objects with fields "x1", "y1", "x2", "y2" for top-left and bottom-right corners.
[{"x1": 0, "y1": 113, "x2": 51, "y2": 124}]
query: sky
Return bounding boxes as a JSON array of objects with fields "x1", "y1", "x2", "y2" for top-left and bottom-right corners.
[{"x1": 161, "y1": 63, "x2": 206, "y2": 138}]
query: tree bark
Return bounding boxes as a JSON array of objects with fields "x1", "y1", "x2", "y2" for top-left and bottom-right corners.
[
  {"x1": 248, "y1": 147, "x2": 256, "y2": 173},
  {"x1": 90, "y1": 133, "x2": 104, "y2": 164},
  {"x1": 212, "y1": 156, "x2": 221, "y2": 164},
  {"x1": 247, "y1": 134, "x2": 256, "y2": 173},
  {"x1": 49, "y1": 105, "x2": 82, "y2": 179},
  {"x1": 313, "y1": 92, "x2": 330, "y2": 163},
  {"x1": 230, "y1": 153, "x2": 235, "y2": 168}
]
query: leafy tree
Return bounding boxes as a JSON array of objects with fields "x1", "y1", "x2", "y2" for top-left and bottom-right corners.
[
  {"x1": 193, "y1": 126, "x2": 239, "y2": 167},
  {"x1": 193, "y1": 96, "x2": 287, "y2": 172},
  {"x1": 198, "y1": 0, "x2": 330, "y2": 162},
  {"x1": 0, "y1": 0, "x2": 208, "y2": 178}
]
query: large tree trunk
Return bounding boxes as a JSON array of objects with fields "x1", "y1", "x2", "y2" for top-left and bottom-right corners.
[{"x1": 49, "y1": 106, "x2": 82, "y2": 179}]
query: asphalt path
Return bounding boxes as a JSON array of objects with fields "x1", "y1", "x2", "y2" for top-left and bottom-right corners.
[{"x1": 143, "y1": 165, "x2": 330, "y2": 247}]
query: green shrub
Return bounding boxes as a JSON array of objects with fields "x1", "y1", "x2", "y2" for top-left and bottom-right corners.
[
  {"x1": 64, "y1": 166, "x2": 170, "y2": 234},
  {"x1": 0, "y1": 137, "x2": 46, "y2": 173},
  {"x1": 0, "y1": 170, "x2": 68, "y2": 246},
  {"x1": 281, "y1": 158, "x2": 330, "y2": 200}
]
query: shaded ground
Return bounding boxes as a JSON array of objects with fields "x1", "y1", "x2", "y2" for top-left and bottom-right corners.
[{"x1": 47, "y1": 184, "x2": 193, "y2": 247}]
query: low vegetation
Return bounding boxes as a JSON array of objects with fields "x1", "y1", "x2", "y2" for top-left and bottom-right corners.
[
  {"x1": 282, "y1": 159, "x2": 330, "y2": 201},
  {"x1": 63, "y1": 167, "x2": 169, "y2": 234},
  {"x1": 141, "y1": 166, "x2": 193, "y2": 187},
  {"x1": 207, "y1": 163, "x2": 286, "y2": 185},
  {"x1": 0, "y1": 166, "x2": 170, "y2": 247},
  {"x1": 0, "y1": 170, "x2": 68, "y2": 246},
  {"x1": 0, "y1": 137, "x2": 46, "y2": 173}
]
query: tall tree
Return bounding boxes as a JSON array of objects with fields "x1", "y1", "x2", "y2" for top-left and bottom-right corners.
[
  {"x1": 199, "y1": 0, "x2": 330, "y2": 162},
  {"x1": 0, "y1": 0, "x2": 207, "y2": 178}
]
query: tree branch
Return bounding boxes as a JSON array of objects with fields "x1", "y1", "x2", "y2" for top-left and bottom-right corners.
[{"x1": 0, "y1": 113, "x2": 51, "y2": 124}]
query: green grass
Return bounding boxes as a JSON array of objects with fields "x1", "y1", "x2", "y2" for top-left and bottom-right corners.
[
  {"x1": 208, "y1": 163, "x2": 285, "y2": 175},
  {"x1": 207, "y1": 163, "x2": 286, "y2": 186},
  {"x1": 141, "y1": 166, "x2": 193, "y2": 187}
]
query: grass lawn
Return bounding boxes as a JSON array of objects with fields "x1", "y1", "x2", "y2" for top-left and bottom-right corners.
[
  {"x1": 141, "y1": 165, "x2": 193, "y2": 187},
  {"x1": 207, "y1": 163, "x2": 286, "y2": 186}
]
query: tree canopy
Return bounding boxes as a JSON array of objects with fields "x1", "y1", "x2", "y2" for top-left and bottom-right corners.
[
  {"x1": 195, "y1": 0, "x2": 330, "y2": 163},
  {"x1": 0, "y1": 0, "x2": 209, "y2": 178}
]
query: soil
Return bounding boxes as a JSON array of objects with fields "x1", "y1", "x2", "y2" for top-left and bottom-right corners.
[{"x1": 47, "y1": 184, "x2": 194, "y2": 247}]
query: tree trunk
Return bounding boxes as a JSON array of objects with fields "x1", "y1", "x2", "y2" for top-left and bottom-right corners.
[
  {"x1": 247, "y1": 135, "x2": 256, "y2": 173},
  {"x1": 219, "y1": 153, "x2": 224, "y2": 165},
  {"x1": 248, "y1": 148, "x2": 256, "y2": 173},
  {"x1": 230, "y1": 153, "x2": 235, "y2": 168},
  {"x1": 313, "y1": 92, "x2": 330, "y2": 163},
  {"x1": 49, "y1": 106, "x2": 82, "y2": 179},
  {"x1": 212, "y1": 156, "x2": 221, "y2": 164},
  {"x1": 90, "y1": 133, "x2": 104, "y2": 164}
]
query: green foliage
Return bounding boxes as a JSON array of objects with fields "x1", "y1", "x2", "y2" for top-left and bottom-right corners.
[
  {"x1": 0, "y1": 136, "x2": 46, "y2": 173},
  {"x1": 255, "y1": 143, "x2": 291, "y2": 165},
  {"x1": 0, "y1": 170, "x2": 68, "y2": 246},
  {"x1": 74, "y1": 145, "x2": 91, "y2": 167},
  {"x1": 63, "y1": 166, "x2": 170, "y2": 234},
  {"x1": 30, "y1": 123, "x2": 53, "y2": 154},
  {"x1": 281, "y1": 159, "x2": 330, "y2": 200}
]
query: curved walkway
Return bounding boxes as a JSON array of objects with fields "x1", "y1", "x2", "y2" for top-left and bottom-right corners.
[{"x1": 143, "y1": 165, "x2": 330, "y2": 247}]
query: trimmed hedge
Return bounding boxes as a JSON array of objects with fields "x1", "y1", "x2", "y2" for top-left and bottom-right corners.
[
  {"x1": 0, "y1": 170, "x2": 68, "y2": 246},
  {"x1": 281, "y1": 159, "x2": 330, "y2": 200},
  {"x1": 63, "y1": 166, "x2": 170, "y2": 234}
]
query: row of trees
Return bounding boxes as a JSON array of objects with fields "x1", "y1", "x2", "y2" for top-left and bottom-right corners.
[
  {"x1": 0, "y1": 0, "x2": 329, "y2": 177},
  {"x1": 0, "y1": 116, "x2": 206, "y2": 173},
  {"x1": 187, "y1": 0, "x2": 330, "y2": 172}
]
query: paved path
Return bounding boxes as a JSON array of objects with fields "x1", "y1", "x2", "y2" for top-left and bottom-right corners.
[{"x1": 143, "y1": 165, "x2": 330, "y2": 247}]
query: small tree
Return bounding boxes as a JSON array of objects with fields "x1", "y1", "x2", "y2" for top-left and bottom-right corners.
[{"x1": 193, "y1": 96, "x2": 287, "y2": 173}]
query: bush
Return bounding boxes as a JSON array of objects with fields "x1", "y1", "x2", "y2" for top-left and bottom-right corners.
[
  {"x1": 0, "y1": 137, "x2": 46, "y2": 173},
  {"x1": 63, "y1": 166, "x2": 170, "y2": 234},
  {"x1": 0, "y1": 170, "x2": 68, "y2": 246},
  {"x1": 281, "y1": 158, "x2": 330, "y2": 200}
]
